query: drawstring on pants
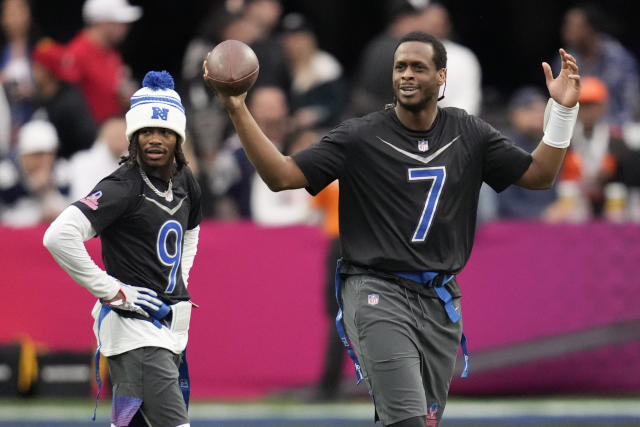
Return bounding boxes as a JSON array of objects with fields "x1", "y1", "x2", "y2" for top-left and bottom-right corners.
[
  {"x1": 416, "y1": 292, "x2": 428, "y2": 319},
  {"x1": 402, "y1": 287, "x2": 420, "y2": 328}
]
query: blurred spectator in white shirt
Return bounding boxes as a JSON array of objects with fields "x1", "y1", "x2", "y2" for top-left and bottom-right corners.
[
  {"x1": 417, "y1": 2, "x2": 482, "y2": 115},
  {"x1": 66, "y1": 117, "x2": 128, "y2": 201},
  {"x1": 0, "y1": 119, "x2": 68, "y2": 227},
  {"x1": 250, "y1": 128, "x2": 320, "y2": 226}
]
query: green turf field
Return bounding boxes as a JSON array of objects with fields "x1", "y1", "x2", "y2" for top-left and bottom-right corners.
[{"x1": 1, "y1": 396, "x2": 639, "y2": 426}]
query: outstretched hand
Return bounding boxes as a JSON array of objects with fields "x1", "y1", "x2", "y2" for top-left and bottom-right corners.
[
  {"x1": 202, "y1": 60, "x2": 247, "y2": 112},
  {"x1": 542, "y1": 48, "x2": 581, "y2": 108}
]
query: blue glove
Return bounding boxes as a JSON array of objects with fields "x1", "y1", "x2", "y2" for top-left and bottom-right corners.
[
  {"x1": 145, "y1": 300, "x2": 171, "y2": 321},
  {"x1": 140, "y1": 298, "x2": 171, "y2": 329}
]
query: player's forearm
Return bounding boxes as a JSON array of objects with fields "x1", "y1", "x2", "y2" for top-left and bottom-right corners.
[
  {"x1": 226, "y1": 103, "x2": 307, "y2": 191},
  {"x1": 519, "y1": 143, "x2": 567, "y2": 189},
  {"x1": 517, "y1": 95, "x2": 578, "y2": 189},
  {"x1": 43, "y1": 206, "x2": 120, "y2": 300}
]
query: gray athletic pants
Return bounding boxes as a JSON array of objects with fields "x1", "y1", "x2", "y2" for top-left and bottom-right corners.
[
  {"x1": 107, "y1": 347, "x2": 188, "y2": 427},
  {"x1": 341, "y1": 274, "x2": 462, "y2": 426}
]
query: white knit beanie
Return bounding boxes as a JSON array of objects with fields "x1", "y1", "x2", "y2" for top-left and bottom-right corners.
[{"x1": 125, "y1": 71, "x2": 186, "y2": 144}]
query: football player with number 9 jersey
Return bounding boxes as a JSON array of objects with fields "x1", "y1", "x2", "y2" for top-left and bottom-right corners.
[{"x1": 44, "y1": 71, "x2": 201, "y2": 427}]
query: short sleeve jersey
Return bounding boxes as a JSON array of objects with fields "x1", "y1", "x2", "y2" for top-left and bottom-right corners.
[
  {"x1": 292, "y1": 107, "x2": 532, "y2": 273},
  {"x1": 73, "y1": 164, "x2": 202, "y2": 304}
]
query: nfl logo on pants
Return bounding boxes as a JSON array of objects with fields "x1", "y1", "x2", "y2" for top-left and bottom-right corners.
[{"x1": 368, "y1": 294, "x2": 379, "y2": 305}]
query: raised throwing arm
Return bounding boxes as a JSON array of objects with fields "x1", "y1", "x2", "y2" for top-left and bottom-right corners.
[{"x1": 203, "y1": 62, "x2": 308, "y2": 192}]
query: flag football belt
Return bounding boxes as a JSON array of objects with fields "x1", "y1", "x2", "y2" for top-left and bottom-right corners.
[
  {"x1": 334, "y1": 260, "x2": 364, "y2": 386},
  {"x1": 393, "y1": 271, "x2": 469, "y2": 379},
  {"x1": 111, "y1": 301, "x2": 172, "y2": 328},
  {"x1": 92, "y1": 301, "x2": 191, "y2": 421},
  {"x1": 333, "y1": 261, "x2": 469, "y2": 391}
]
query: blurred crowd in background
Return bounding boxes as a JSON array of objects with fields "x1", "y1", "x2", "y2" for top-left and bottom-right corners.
[{"x1": 1, "y1": 0, "x2": 639, "y2": 228}]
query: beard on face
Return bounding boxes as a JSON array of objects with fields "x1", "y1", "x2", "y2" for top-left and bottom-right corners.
[
  {"x1": 397, "y1": 96, "x2": 429, "y2": 112},
  {"x1": 395, "y1": 87, "x2": 436, "y2": 112}
]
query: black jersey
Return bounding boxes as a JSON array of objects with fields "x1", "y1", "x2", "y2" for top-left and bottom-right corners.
[
  {"x1": 73, "y1": 164, "x2": 202, "y2": 304},
  {"x1": 292, "y1": 107, "x2": 531, "y2": 273}
]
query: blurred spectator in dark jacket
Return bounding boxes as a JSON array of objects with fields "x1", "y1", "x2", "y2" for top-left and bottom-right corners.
[
  {"x1": 0, "y1": 82, "x2": 9, "y2": 157},
  {"x1": 208, "y1": 86, "x2": 291, "y2": 219},
  {"x1": 0, "y1": 0, "x2": 41, "y2": 148},
  {"x1": 243, "y1": 0, "x2": 290, "y2": 91},
  {"x1": 31, "y1": 38, "x2": 96, "y2": 159},
  {"x1": 180, "y1": 6, "x2": 237, "y2": 177},
  {"x1": 497, "y1": 86, "x2": 557, "y2": 219},
  {"x1": 181, "y1": 2, "x2": 288, "y2": 171},
  {"x1": 616, "y1": 119, "x2": 640, "y2": 192},
  {"x1": 280, "y1": 12, "x2": 347, "y2": 130},
  {"x1": 560, "y1": 3, "x2": 639, "y2": 125},
  {"x1": 611, "y1": 120, "x2": 640, "y2": 222},
  {"x1": 345, "y1": 0, "x2": 421, "y2": 117}
]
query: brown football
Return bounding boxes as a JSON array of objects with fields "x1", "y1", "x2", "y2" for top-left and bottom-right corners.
[{"x1": 203, "y1": 40, "x2": 260, "y2": 96}]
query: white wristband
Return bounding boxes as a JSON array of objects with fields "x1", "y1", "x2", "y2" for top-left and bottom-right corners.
[{"x1": 543, "y1": 99, "x2": 579, "y2": 148}]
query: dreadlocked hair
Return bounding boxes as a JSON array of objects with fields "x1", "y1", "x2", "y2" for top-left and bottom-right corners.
[{"x1": 119, "y1": 131, "x2": 189, "y2": 171}]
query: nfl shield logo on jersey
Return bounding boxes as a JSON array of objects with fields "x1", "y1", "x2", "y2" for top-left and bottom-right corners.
[
  {"x1": 368, "y1": 294, "x2": 379, "y2": 305},
  {"x1": 417, "y1": 139, "x2": 429, "y2": 152}
]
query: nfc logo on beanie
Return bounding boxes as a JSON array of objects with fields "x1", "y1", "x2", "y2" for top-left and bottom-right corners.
[
  {"x1": 125, "y1": 71, "x2": 186, "y2": 143},
  {"x1": 151, "y1": 107, "x2": 169, "y2": 121}
]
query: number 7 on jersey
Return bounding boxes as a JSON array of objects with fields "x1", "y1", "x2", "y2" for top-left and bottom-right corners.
[{"x1": 408, "y1": 166, "x2": 446, "y2": 242}]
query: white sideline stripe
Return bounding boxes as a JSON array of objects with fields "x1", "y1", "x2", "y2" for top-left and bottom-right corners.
[
  {"x1": 0, "y1": 365, "x2": 11, "y2": 381},
  {"x1": 445, "y1": 399, "x2": 640, "y2": 418},
  {"x1": 187, "y1": 402, "x2": 372, "y2": 419},
  {"x1": 0, "y1": 399, "x2": 639, "y2": 420},
  {"x1": 41, "y1": 365, "x2": 91, "y2": 383}
]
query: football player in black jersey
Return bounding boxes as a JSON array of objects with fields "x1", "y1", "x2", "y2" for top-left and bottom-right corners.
[
  {"x1": 206, "y1": 31, "x2": 580, "y2": 427},
  {"x1": 44, "y1": 71, "x2": 201, "y2": 427}
]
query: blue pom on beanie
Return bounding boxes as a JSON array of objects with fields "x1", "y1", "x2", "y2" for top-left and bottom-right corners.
[{"x1": 142, "y1": 70, "x2": 175, "y2": 91}]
